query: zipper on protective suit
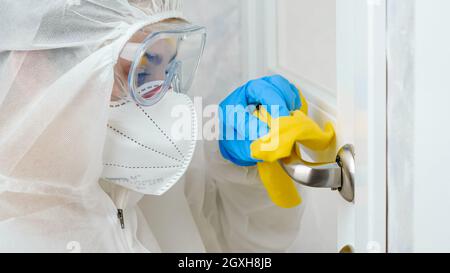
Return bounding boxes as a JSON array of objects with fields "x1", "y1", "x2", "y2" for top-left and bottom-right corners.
[{"x1": 113, "y1": 186, "x2": 129, "y2": 229}]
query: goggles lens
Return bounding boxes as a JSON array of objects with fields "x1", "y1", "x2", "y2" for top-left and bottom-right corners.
[{"x1": 121, "y1": 24, "x2": 206, "y2": 106}]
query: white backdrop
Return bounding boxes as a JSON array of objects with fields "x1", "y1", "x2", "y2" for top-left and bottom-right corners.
[{"x1": 184, "y1": 0, "x2": 245, "y2": 105}]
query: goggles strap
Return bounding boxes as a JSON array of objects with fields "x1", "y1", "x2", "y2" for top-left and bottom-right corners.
[{"x1": 119, "y1": 43, "x2": 141, "y2": 62}]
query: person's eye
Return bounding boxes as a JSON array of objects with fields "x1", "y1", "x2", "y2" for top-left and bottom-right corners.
[{"x1": 145, "y1": 53, "x2": 162, "y2": 65}]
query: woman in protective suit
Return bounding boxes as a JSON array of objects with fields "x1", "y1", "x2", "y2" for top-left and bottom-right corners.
[{"x1": 0, "y1": 0, "x2": 307, "y2": 252}]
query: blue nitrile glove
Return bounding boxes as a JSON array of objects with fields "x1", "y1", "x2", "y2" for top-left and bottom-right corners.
[{"x1": 219, "y1": 75, "x2": 301, "y2": 166}]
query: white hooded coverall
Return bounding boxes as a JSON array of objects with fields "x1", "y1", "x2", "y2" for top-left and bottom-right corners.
[{"x1": 0, "y1": 0, "x2": 304, "y2": 252}]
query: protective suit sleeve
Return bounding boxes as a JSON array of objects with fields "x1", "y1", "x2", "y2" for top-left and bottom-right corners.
[
  {"x1": 195, "y1": 138, "x2": 305, "y2": 252},
  {"x1": 194, "y1": 84, "x2": 333, "y2": 252}
]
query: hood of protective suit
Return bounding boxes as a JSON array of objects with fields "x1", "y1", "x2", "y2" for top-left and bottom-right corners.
[{"x1": 0, "y1": 0, "x2": 184, "y2": 252}]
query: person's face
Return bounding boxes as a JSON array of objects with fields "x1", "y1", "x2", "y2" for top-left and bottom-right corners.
[{"x1": 112, "y1": 22, "x2": 178, "y2": 102}]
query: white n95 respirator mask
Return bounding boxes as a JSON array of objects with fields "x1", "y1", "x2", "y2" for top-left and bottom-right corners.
[
  {"x1": 101, "y1": 21, "x2": 204, "y2": 195},
  {"x1": 101, "y1": 90, "x2": 197, "y2": 195}
]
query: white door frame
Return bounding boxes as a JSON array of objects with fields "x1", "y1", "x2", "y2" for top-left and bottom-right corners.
[{"x1": 241, "y1": 0, "x2": 387, "y2": 253}]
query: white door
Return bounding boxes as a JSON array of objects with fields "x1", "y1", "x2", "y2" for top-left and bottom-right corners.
[{"x1": 242, "y1": 0, "x2": 387, "y2": 252}]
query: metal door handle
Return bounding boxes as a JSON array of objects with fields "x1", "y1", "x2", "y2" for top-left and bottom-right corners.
[{"x1": 279, "y1": 144, "x2": 355, "y2": 202}]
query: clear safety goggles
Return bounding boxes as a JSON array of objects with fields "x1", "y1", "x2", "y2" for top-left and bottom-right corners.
[{"x1": 119, "y1": 23, "x2": 206, "y2": 106}]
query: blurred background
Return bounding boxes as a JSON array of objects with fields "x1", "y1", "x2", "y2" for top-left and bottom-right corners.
[{"x1": 184, "y1": 0, "x2": 244, "y2": 105}]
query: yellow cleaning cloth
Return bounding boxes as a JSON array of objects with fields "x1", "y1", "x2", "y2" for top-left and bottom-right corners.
[{"x1": 251, "y1": 94, "x2": 335, "y2": 208}]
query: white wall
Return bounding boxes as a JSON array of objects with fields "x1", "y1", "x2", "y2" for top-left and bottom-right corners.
[
  {"x1": 388, "y1": 0, "x2": 450, "y2": 253},
  {"x1": 412, "y1": 0, "x2": 450, "y2": 252}
]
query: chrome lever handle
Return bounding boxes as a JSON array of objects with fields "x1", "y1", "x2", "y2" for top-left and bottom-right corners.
[
  {"x1": 279, "y1": 144, "x2": 355, "y2": 203},
  {"x1": 280, "y1": 160, "x2": 342, "y2": 189}
]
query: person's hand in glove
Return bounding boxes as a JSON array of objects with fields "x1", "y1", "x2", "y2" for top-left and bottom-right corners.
[
  {"x1": 219, "y1": 75, "x2": 302, "y2": 167},
  {"x1": 219, "y1": 75, "x2": 335, "y2": 208}
]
